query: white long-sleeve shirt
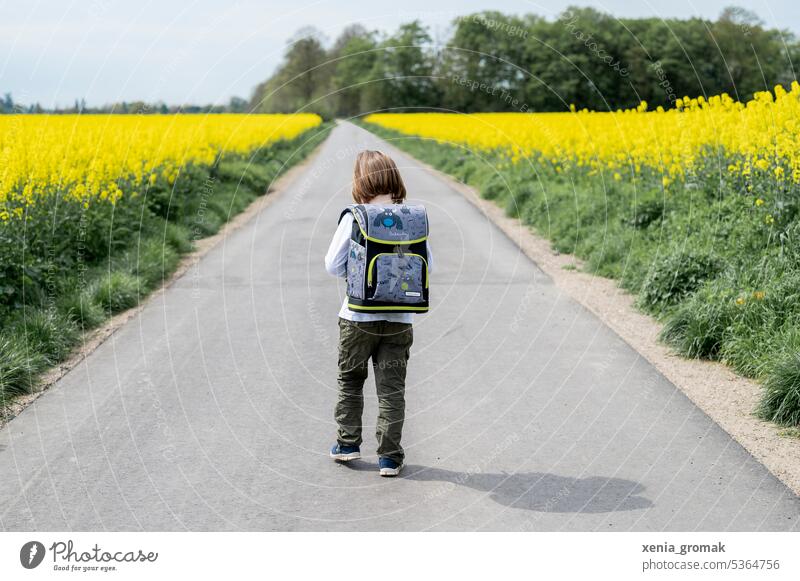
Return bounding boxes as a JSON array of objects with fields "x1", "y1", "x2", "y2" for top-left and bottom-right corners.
[{"x1": 325, "y1": 212, "x2": 433, "y2": 323}]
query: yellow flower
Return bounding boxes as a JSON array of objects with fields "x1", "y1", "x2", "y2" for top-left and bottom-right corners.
[
  {"x1": 364, "y1": 83, "x2": 800, "y2": 192},
  {"x1": 752, "y1": 291, "x2": 765, "y2": 300},
  {"x1": 755, "y1": 198, "x2": 764, "y2": 206},
  {"x1": 0, "y1": 113, "x2": 322, "y2": 221},
  {"x1": 735, "y1": 297, "x2": 746, "y2": 305}
]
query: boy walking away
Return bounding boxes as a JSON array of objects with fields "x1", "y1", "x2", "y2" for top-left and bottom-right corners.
[{"x1": 324, "y1": 150, "x2": 432, "y2": 477}]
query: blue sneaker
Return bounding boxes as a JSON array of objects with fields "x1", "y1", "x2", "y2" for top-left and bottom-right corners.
[
  {"x1": 379, "y1": 457, "x2": 403, "y2": 477},
  {"x1": 330, "y1": 443, "x2": 361, "y2": 461}
]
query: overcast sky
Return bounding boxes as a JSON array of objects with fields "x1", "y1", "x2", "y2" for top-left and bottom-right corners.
[{"x1": 1, "y1": 0, "x2": 797, "y2": 107}]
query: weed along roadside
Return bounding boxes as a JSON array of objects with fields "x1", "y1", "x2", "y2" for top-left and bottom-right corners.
[
  {"x1": 0, "y1": 118, "x2": 332, "y2": 425},
  {"x1": 353, "y1": 110, "x2": 800, "y2": 495}
]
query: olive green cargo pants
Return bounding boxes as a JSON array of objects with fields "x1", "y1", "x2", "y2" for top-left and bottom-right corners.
[{"x1": 335, "y1": 317, "x2": 413, "y2": 463}]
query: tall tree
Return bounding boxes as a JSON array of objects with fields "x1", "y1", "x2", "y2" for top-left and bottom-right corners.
[
  {"x1": 251, "y1": 27, "x2": 330, "y2": 113},
  {"x1": 329, "y1": 25, "x2": 379, "y2": 117},
  {"x1": 362, "y1": 21, "x2": 440, "y2": 112},
  {"x1": 440, "y1": 11, "x2": 531, "y2": 112}
]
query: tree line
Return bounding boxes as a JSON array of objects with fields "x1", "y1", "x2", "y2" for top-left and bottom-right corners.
[
  {"x1": 0, "y1": 94, "x2": 250, "y2": 115},
  {"x1": 250, "y1": 6, "x2": 799, "y2": 116}
]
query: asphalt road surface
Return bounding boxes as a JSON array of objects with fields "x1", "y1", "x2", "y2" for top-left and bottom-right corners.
[{"x1": 1, "y1": 122, "x2": 798, "y2": 531}]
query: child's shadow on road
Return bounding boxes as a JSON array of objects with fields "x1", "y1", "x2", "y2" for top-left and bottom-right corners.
[{"x1": 346, "y1": 463, "x2": 651, "y2": 513}]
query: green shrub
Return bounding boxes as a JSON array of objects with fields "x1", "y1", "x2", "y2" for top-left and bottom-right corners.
[
  {"x1": 130, "y1": 239, "x2": 179, "y2": 289},
  {"x1": 59, "y1": 292, "x2": 105, "y2": 330},
  {"x1": 92, "y1": 272, "x2": 141, "y2": 314},
  {"x1": 480, "y1": 172, "x2": 508, "y2": 201},
  {"x1": 758, "y1": 351, "x2": 800, "y2": 427},
  {"x1": 505, "y1": 181, "x2": 536, "y2": 219},
  {"x1": 455, "y1": 157, "x2": 479, "y2": 182},
  {"x1": 10, "y1": 308, "x2": 80, "y2": 364},
  {"x1": 0, "y1": 336, "x2": 45, "y2": 399},
  {"x1": 660, "y1": 285, "x2": 736, "y2": 358},
  {"x1": 625, "y1": 198, "x2": 664, "y2": 230},
  {"x1": 712, "y1": 265, "x2": 800, "y2": 370},
  {"x1": 187, "y1": 208, "x2": 224, "y2": 238},
  {"x1": 638, "y1": 249, "x2": 721, "y2": 312},
  {"x1": 618, "y1": 239, "x2": 656, "y2": 295},
  {"x1": 719, "y1": 321, "x2": 771, "y2": 378},
  {"x1": 149, "y1": 163, "x2": 213, "y2": 222},
  {"x1": 206, "y1": 184, "x2": 257, "y2": 224},
  {"x1": 580, "y1": 227, "x2": 638, "y2": 279},
  {"x1": 164, "y1": 221, "x2": 193, "y2": 254},
  {"x1": 215, "y1": 159, "x2": 271, "y2": 193}
]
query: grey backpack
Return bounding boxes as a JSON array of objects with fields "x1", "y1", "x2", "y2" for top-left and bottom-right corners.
[{"x1": 339, "y1": 203, "x2": 429, "y2": 313}]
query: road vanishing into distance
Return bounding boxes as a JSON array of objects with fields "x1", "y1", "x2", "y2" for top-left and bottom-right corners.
[{"x1": 1, "y1": 122, "x2": 798, "y2": 531}]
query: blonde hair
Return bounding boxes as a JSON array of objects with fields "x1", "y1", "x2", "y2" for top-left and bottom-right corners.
[{"x1": 351, "y1": 150, "x2": 407, "y2": 204}]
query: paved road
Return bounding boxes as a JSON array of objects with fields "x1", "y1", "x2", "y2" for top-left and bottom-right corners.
[{"x1": 1, "y1": 122, "x2": 798, "y2": 531}]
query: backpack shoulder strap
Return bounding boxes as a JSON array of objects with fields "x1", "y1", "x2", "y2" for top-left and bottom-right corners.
[
  {"x1": 339, "y1": 205, "x2": 368, "y2": 243},
  {"x1": 339, "y1": 204, "x2": 368, "y2": 229},
  {"x1": 338, "y1": 205, "x2": 354, "y2": 224}
]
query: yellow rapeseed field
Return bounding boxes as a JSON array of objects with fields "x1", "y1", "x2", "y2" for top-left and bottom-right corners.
[
  {"x1": 365, "y1": 83, "x2": 800, "y2": 187},
  {"x1": 0, "y1": 113, "x2": 321, "y2": 220}
]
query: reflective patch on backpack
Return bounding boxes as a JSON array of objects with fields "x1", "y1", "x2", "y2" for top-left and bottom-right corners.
[{"x1": 346, "y1": 241, "x2": 366, "y2": 299}]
